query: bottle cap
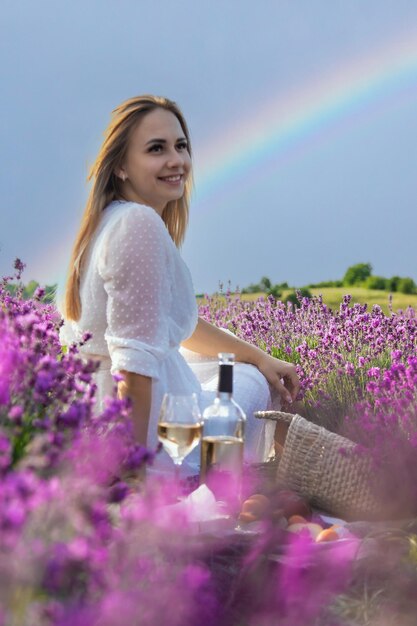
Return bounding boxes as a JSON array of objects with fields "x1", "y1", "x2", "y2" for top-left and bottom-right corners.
[{"x1": 218, "y1": 352, "x2": 235, "y2": 364}]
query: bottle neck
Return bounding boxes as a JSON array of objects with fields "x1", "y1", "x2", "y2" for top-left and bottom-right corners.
[
  {"x1": 218, "y1": 363, "x2": 233, "y2": 395},
  {"x1": 217, "y1": 391, "x2": 233, "y2": 401}
]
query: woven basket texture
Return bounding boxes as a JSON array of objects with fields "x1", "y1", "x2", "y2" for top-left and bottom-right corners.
[{"x1": 272, "y1": 413, "x2": 384, "y2": 520}]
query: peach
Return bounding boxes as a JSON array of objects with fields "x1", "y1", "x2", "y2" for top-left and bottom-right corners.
[
  {"x1": 287, "y1": 522, "x2": 323, "y2": 539},
  {"x1": 287, "y1": 514, "x2": 307, "y2": 525},
  {"x1": 238, "y1": 511, "x2": 258, "y2": 524},
  {"x1": 241, "y1": 494, "x2": 271, "y2": 519},
  {"x1": 316, "y1": 528, "x2": 339, "y2": 543},
  {"x1": 248, "y1": 493, "x2": 270, "y2": 502}
]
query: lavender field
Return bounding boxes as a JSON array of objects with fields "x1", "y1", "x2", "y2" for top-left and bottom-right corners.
[{"x1": 1, "y1": 262, "x2": 417, "y2": 625}]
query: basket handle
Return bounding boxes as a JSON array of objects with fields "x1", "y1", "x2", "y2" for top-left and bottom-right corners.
[{"x1": 254, "y1": 410, "x2": 295, "y2": 424}]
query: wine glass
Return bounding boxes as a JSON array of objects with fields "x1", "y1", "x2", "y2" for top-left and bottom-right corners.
[{"x1": 157, "y1": 393, "x2": 202, "y2": 481}]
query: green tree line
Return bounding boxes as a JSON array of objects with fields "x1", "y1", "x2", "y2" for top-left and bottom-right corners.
[
  {"x1": 310, "y1": 263, "x2": 416, "y2": 295},
  {"x1": 240, "y1": 263, "x2": 416, "y2": 307}
]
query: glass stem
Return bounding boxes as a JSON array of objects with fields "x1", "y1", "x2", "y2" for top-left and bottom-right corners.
[{"x1": 174, "y1": 461, "x2": 182, "y2": 485}]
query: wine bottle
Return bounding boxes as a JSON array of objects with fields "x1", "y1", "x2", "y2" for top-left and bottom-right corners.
[{"x1": 200, "y1": 353, "x2": 246, "y2": 502}]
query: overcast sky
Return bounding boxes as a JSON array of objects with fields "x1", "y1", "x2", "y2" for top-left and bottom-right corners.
[{"x1": 1, "y1": 0, "x2": 417, "y2": 293}]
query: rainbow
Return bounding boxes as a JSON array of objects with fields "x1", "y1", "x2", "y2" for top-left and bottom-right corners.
[
  {"x1": 33, "y1": 27, "x2": 417, "y2": 284},
  {"x1": 193, "y1": 27, "x2": 417, "y2": 205}
]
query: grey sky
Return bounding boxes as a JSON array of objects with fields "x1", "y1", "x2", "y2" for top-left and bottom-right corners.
[{"x1": 1, "y1": 0, "x2": 416, "y2": 292}]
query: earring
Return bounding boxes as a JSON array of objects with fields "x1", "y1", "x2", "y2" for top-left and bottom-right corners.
[{"x1": 122, "y1": 173, "x2": 127, "y2": 182}]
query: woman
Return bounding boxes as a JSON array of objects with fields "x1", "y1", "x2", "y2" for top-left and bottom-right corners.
[{"x1": 59, "y1": 95, "x2": 299, "y2": 470}]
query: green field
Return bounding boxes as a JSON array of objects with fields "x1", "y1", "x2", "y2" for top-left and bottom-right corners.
[
  {"x1": 307, "y1": 287, "x2": 417, "y2": 314},
  {"x1": 203, "y1": 287, "x2": 417, "y2": 315}
]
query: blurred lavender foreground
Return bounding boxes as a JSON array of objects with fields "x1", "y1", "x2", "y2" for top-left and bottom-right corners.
[{"x1": 1, "y1": 264, "x2": 417, "y2": 625}]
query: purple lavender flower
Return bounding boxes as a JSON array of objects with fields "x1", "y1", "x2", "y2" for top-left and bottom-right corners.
[
  {"x1": 33, "y1": 285, "x2": 46, "y2": 300},
  {"x1": 108, "y1": 481, "x2": 129, "y2": 504},
  {"x1": 13, "y1": 258, "x2": 26, "y2": 278},
  {"x1": 9, "y1": 405, "x2": 23, "y2": 423},
  {"x1": 0, "y1": 267, "x2": 417, "y2": 624},
  {"x1": 42, "y1": 541, "x2": 91, "y2": 597},
  {"x1": 123, "y1": 442, "x2": 159, "y2": 472}
]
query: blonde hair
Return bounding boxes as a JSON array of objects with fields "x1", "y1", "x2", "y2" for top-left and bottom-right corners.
[{"x1": 63, "y1": 95, "x2": 193, "y2": 321}]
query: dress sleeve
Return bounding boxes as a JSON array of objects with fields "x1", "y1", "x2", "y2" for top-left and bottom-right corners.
[{"x1": 97, "y1": 205, "x2": 172, "y2": 379}]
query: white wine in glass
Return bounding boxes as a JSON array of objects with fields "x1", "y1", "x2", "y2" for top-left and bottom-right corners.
[{"x1": 157, "y1": 393, "x2": 202, "y2": 479}]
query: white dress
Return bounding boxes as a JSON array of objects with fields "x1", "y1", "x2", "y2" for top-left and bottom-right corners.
[{"x1": 59, "y1": 201, "x2": 276, "y2": 472}]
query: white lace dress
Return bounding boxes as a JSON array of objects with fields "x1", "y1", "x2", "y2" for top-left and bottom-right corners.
[{"x1": 59, "y1": 201, "x2": 276, "y2": 472}]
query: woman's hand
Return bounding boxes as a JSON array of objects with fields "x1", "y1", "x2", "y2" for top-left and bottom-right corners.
[
  {"x1": 182, "y1": 318, "x2": 300, "y2": 405},
  {"x1": 255, "y1": 353, "x2": 300, "y2": 406}
]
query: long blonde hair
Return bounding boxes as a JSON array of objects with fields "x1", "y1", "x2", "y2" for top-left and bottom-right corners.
[{"x1": 63, "y1": 95, "x2": 193, "y2": 321}]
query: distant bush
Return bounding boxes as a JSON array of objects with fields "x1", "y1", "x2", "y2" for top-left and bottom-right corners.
[
  {"x1": 241, "y1": 276, "x2": 271, "y2": 294},
  {"x1": 241, "y1": 276, "x2": 285, "y2": 299},
  {"x1": 260, "y1": 276, "x2": 271, "y2": 290},
  {"x1": 397, "y1": 277, "x2": 417, "y2": 295},
  {"x1": 240, "y1": 267, "x2": 416, "y2": 299},
  {"x1": 343, "y1": 263, "x2": 373, "y2": 286},
  {"x1": 267, "y1": 284, "x2": 282, "y2": 299},
  {"x1": 308, "y1": 280, "x2": 343, "y2": 288},
  {"x1": 387, "y1": 276, "x2": 401, "y2": 292},
  {"x1": 285, "y1": 288, "x2": 313, "y2": 308},
  {"x1": 366, "y1": 275, "x2": 389, "y2": 290},
  {"x1": 359, "y1": 274, "x2": 416, "y2": 294}
]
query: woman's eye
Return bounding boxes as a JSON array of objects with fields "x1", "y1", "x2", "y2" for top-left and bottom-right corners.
[
  {"x1": 148, "y1": 144, "x2": 163, "y2": 153},
  {"x1": 177, "y1": 141, "x2": 188, "y2": 151}
]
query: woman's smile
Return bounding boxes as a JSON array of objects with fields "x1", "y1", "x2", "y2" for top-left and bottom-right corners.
[
  {"x1": 158, "y1": 173, "x2": 185, "y2": 185},
  {"x1": 118, "y1": 108, "x2": 191, "y2": 214}
]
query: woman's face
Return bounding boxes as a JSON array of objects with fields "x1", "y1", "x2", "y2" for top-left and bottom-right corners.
[{"x1": 118, "y1": 108, "x2": 191, "y2": 214}]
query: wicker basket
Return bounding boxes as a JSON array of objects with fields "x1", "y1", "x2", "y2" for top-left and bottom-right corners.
[{"x1": 255, "y1": 411, "x2": 385, "y2": 521}]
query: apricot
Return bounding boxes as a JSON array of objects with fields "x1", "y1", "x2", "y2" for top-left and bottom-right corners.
[
  {"x1": 316, "y1": 528, "x2": 339, "y2": 543},
  {"x1": 241, "y1": 494, "x2": 271, "y2": 519},
  {"x1": 287, "y1": 522, "x2": 307, "y2": 535},
  {"x1": 287, "y1": 522, "x2": 323, "y2": 539},
  {"x1": 305, "y1": 523, "x2": 324, "y2": 539},
  {"x1": 247, "y1": 494, "x2": 271, "y2": 509},
  {"x1": 238, "y1": 511, "x2": 258, "y2": 524},
  {"x1": 287, "y1": 514, "x2": 307, "y2": 525}
]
